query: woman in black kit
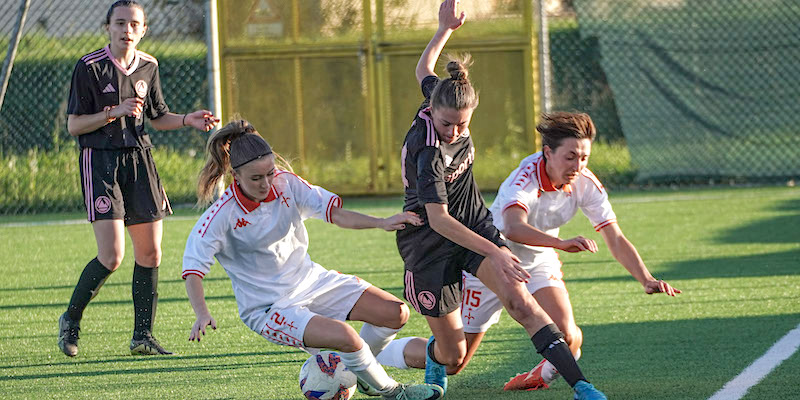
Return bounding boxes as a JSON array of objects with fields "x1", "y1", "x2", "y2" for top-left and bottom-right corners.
[{"x1": 57, "y1": 0, "x2": 219, "y2": 357}]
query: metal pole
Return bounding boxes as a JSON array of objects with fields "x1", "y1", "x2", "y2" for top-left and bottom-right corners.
[
  {"x1": 205, "y1": 0, "x2": 222, "y2": 121},
  {"x1": 537, "y1": 0, "x2": 552, "y2": 113},
  {"x1": 0, "y1": 0, "x2": 31, "y2": 113},
  {"x1": 205, "y1": 0, "x2": 226, "y2": 199}
]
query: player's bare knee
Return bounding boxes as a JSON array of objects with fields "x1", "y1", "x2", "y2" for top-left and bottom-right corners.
[
  {"x1": 437, "y1": 348, "x2": 466, "y2": 368},
  {"x1": 137, "y1": 249, "x2": 162, "y2": 268},
  {"x1": 335, "y1": 325, "x2": 363, "y2": 353},
  {"x1": 386, "y1": 302, "x2": 410, "y2": 329},
  {"x1": 502, "y1": 294, "x2": 536, "y2": 322},
  {"x1": 98, "y1": 254, "x2": 123, "y2": 271}
]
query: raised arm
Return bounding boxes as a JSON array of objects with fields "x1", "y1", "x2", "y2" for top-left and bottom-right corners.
[
  {"x1": 415, "y1": 0, "x2": 466, "y2": 84},
  {"x1": 330, "y1": 207, "x2": 422, "y2": 231},
  {"x1": 599, "y1": 223, "x2": 680, "y2": 296},
  {"x1": 185, "y1": 274, "x2": 217, "y2": 341}
]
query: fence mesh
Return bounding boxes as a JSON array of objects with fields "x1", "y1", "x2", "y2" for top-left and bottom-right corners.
[
  {"x1": 0, "y1": 0, "x2": 797, "y2": 215},
  {"x1": 0, "y1": 0, "x2": 208, "y2": 215}
]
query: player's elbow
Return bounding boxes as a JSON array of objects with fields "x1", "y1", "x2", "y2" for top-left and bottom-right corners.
[
  {"x1": 502, "y1": 223, "x2": 525, "y2": 243},
  {"x1": 66, "y1": 117, "x2": 81, "y2": 137}
]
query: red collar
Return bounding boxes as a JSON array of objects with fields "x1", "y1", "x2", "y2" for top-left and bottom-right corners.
[
  {"x1": 232, "y1": 180, "x2": 277, "y2": 213},
  {"x1": 538, "y1": 157, "x2": 572, "y2": 193}
]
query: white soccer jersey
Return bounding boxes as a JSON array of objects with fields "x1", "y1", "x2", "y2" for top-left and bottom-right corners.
[
  {"x1": 489, "y1": 152, "x2": 617, "y2": 271},
  {"x1": 182, "y1": 170, "x2": 342, "y2": 331}
]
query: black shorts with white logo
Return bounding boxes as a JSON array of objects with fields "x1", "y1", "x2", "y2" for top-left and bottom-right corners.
[
  {"x1": 397, "y1": 217, "x2": 505, "y2": 317},
  {"x1": 79, "y1": 147, "x2": 171, "y2": 226}
]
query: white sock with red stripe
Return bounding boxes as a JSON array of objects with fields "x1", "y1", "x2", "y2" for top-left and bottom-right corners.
[
  {"x1": 542, "y1": 348, "x2": 581, "y2": 382},
  {"x1": 375, "y1": 337, "x2": 413, "y2": 369},
  {"x1": 338, "y1": 338, "x2": 398, "y2": 394},
  {"x1": 360, "y1": 323, "x2": 401, "y2": 356}
]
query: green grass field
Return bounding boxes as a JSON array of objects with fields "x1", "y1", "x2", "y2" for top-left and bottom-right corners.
[{"x1": 1, "y1": 186, "x2": 798, "y2": 399}]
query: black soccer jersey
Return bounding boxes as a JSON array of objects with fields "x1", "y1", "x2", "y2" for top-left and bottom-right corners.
[
  {"x1": 67, "y1": 45, "x2": 170, "y2": 150},
  {"x1": 400, "y1": 75, "x2": 490, "y2": 227}
]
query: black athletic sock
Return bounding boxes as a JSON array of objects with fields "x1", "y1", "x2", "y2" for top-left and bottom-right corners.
[
  {"x1": 132, "y1": 263, "x2": 158, "y2": 338},
  {"x1": 427, "y1": 336, "x2": 443, "y2": 365},
  {"x1": 66, "y1": 258, "x2": 112, "y2": 322},
  {"x1": 531, "y1": 324, "x2": 587, "y2": 387}
]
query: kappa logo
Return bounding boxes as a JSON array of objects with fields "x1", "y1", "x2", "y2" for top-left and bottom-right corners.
[{"x1": 233, "y1": 217, "x2": 251, "y2": 230}]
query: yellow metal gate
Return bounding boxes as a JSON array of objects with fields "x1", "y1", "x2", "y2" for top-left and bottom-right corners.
[{"x1": 217, "y1": 0, "x2": 542, "y2": 194}]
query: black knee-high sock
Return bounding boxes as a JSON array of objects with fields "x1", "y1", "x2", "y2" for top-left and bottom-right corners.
[
  {"x1": 66, "y1": 258, "x2": 112, "y2": 322},
  {"x1": 132, "y1": 263, "x2": 158, "y2": 338},
  {"x1": 531, "y1": 324, "x2": 587, "y2": 387}
]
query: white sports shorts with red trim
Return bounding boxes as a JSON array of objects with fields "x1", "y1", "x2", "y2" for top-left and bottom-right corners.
[
  {"x1": 250, "y1": 268, "x2": 371, "y2": 351},
  {"x1": 461, "y1": 267, "x2": 567, "y2": 334}
]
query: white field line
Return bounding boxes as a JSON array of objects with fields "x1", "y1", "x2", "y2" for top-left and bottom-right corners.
[
  {"x1": 0, "y1": 215, "x2": 199, "y2": 228},
  {"x1": 708, "y1": 323, "x2": 800, "y2": 400}
]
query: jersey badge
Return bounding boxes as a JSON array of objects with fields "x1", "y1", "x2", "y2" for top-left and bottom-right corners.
[
  {"x1": 234, "y1": 217, "x2": 251, "y2": 230},
  {"x1": 277, "y1": 191, "x2": 291, "y2": 207},
  {"x1": 135, "y1": 80, "x2": 148, "y2": 98}
]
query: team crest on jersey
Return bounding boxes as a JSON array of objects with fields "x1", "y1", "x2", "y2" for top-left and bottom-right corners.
[
  {"x1": 95, "y1": 196, "x2": 111, "y2": 214},
  {"x1": 135, "y1": 80, "x2": 148, "y2": 98},
  {"x1": 418, "y1": 291, "x2": 436, "y2": 310}
]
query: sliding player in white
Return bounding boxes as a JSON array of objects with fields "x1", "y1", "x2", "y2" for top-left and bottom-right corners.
[
  {"x1": 183, "y1": 120, "x2": 442, "y2": 400},
  {"x1": 464, "y1": 112, "x2": 681, "y2": 390}
]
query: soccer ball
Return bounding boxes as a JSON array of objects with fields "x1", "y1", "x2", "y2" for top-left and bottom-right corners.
[{"x1": 298, "y1": 351, "x2": 357, "y2": 400}]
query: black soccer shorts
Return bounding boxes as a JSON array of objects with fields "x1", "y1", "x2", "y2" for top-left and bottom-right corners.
[
  {"x1": 80, "y1": 147, "x2": 171, "y2": 226},
  {"x1": 397, "y1": 218, "x2": 505, "y2": 317}
]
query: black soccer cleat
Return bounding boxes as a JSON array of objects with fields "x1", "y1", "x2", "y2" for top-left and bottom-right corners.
[
  {"x1": 130, "y1": 331, "x2": 173, "y2": 355},
  {"x1": 58, "y1": 312, "x2": 80, "y2": 357}
]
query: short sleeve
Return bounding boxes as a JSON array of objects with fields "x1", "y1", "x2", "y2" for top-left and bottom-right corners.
[
  {"x1": 492, "y1": 163, "x2": 540, "y2": 230},
  {"x1": 145, "y1": 66, "x2": 169, "y2": 120},
  {"x1": 421, "y1": 75, "x2": 439, "y2": 100},
  {"x1": 578, "y1": 172, "x2": 617, "y2": 231},
  {"x1": 66, "y1": 61, "x2": 95, "y2": 116},
  {"x1": 416, "y1": 146, "x2": 448, "y2": 204},
  {"x1": 283, "y1": 172, "x2": 342, "y2": 223},
  {"x1": 182, "y1": 208, "x2": 224, "y2": 280}
]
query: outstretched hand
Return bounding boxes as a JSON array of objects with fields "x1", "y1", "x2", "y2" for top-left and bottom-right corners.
[
  {"x1": 185, "y1": 110, "x2": 220, "y2": 132},
  {"x1": 380, "y1": 211, "x2": 423, "y2": 231},
  {"x1": 558, "y1": 236, "x2": 599, "y2": 253},
  {"x1": 439, "y1": 0, "x2": 466, "y2": 31},
  {"x1": 644, "y1": 279, "x2": 681, "y2": 296},
  {"x1": 189, "y1": 314, "x2": 217, "y2": 342}
]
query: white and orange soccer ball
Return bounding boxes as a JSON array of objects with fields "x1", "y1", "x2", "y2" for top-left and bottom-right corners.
[{"x1": 298, "y1": 351, "x2": 357, "y2": 400}]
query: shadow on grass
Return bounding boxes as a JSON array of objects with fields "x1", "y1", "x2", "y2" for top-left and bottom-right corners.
[
  {"x1": 0, "y1": 293, "x2": 235, "y2": 311},
  {"x1": 0, "y1": 350, "x2": 299, "y2": 373},
  {"x1": 715, "y1": 196, "x2": 800, "y2": 245},
  {"x1": 449, "y1": 313, "x2": 800, "y2": 400}
]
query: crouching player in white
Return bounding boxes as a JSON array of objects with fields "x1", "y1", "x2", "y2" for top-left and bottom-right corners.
[
  {"x1": 461, "y1": 112, "x2": 681, "y2": 390},
  {"x1": 183, "y1": 120, "x2": 443, "y2": 400}
]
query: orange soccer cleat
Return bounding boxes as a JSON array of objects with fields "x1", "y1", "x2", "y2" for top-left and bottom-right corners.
[{"x1": 503, "y1": 359, "x2": 551, "y2": 391}]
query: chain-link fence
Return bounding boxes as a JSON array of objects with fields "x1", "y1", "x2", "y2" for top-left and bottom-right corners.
[
  {"x1": 0, "y1": 0, "x2": 209, "y2": 215},
  {"x1": 1, "y1": 0, "x2": 798, "y2": 215},
  {"x1": 565, "y1": 0, "x2": 800, "y2": 183}
]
